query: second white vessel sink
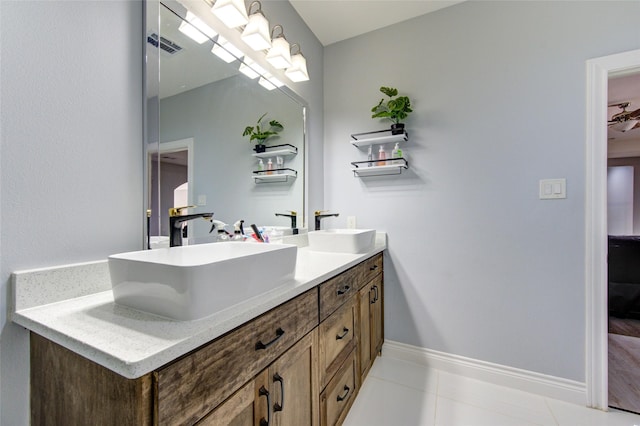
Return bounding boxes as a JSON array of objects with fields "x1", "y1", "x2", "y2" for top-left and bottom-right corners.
[
  {"x1": 108, "y1": 242, "x2": 297, "y2": 321},
  {"x1": 307, "y1": 229, "x2": 376, "y2": 254}
]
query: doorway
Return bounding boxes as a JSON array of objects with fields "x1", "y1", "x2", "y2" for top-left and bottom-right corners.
[{"x1": 586, "y1": 49, "x2": 640, "y2": 411}]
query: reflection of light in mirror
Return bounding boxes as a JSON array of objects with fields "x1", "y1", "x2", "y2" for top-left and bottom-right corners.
[
  {"x1": 239, "y1": 57, "x2": 267, "y2": 79},
  {"x1": 211, "y1": 0, "x2": 249, "y2": 28},
  {"x1": 259, "y1": 73, "x2": 284, "y2": 91},
  {"x1": 178, "y1": 11, "x2": 217, "y2": 44},
  {"x1": 211, "y1": 36, "x2": 244, "y2": 63},
  {"x1": 241, "y1": 3, "x2": 271, "y2": 51}
]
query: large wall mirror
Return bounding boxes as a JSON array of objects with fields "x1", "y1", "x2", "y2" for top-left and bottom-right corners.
[{"x1": 145, "y1": 0, "x2": 307, "y2": 247}]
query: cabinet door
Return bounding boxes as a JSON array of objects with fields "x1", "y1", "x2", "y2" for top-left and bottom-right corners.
[
  {"x1": 270, "y1": 329, "x2": 319, "y2": 426},
  {"x1": 358, "y1": 285, "x2": 372, "y2": 381},
  {"x1": 198, "y1": 371, "x2": 269, "y2": 426},
  {"x1": 370, "y1": 275, "x2": 384, "y2": 357}
]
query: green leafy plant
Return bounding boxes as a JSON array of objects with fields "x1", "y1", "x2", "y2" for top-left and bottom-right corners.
[
  {"x1": 242, "y1": 113, "x2": 284, "y2": 144},
  {"x1": 371, "y1": 86, "x2": 413, "y2": 124}
]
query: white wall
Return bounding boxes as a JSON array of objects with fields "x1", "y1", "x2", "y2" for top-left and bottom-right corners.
[
  {"x1": 609, "y1": 157, "x2": 640, "y2": 234},
  {"x1": 324, "y1": 0, "x2": 640, "y2": 382},
  {"x1": 0, "y1": 1, "x2": 143, "y2": 424}
]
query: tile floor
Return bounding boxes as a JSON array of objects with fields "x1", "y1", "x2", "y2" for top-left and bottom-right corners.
[{"x1": 343, "y1": 356, "x2": 640, "y2": 426}]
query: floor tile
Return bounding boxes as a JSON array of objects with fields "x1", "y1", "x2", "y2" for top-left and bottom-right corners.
[
  {"x1": 437, "y1": 371, "x2": 556, "y2": 426},
  {"x1": 435, "y1": 396, "x2": 543, "y2": 426},
  {"x1": 546, "y1": 399, "x2": 640, "y2": 426},
  {"x1": 343, "y1": 376, "x2": 437, "y2": 426},
  {"x1": 368, "y1": 356, "x2": 439, "y2": 394}
]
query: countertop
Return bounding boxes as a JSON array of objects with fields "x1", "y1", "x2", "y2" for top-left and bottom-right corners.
[{"x1": 12, "y1": 235, "x2": 386, "y2": 379}]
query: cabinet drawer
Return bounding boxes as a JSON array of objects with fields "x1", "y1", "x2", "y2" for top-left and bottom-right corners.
[
  {"x1": 319, "y1": 267, "x2": 357, "y2": 321},
  {"x1": 319, "y1": 299, "x2": 356, "y2": 388},
  {"x1": 320, "y1": 348, "x2": 357, "y2": 426},
  {"x1": 155, "y1": 289, "x2": 318, "y2": 425},
  {"x1": 357, "y1": 253, "x2": 383, "y2": 290}
]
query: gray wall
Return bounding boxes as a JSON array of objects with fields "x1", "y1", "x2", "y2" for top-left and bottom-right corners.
[
  {"x1": 0, "y1": 1, "x2": 143, "y2": 423},
  {"x1": 324, "y1": 0, "x2": 640, "y2": 382},
  {"x1": 609, "y1": 157, "x2": 640, "y2": 235}
]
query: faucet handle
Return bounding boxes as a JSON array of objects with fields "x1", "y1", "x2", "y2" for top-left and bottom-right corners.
[
  {"x1": 169, "y1": 205, "x2": 196, "y2": 217},
  {"x1": 314, "y1": 210, "x2": 327, "y2": 216}
]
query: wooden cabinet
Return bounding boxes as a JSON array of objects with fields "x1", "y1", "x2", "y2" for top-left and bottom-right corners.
[
  {"x1": 200, "y1": 329, "x2": 319, "y2": 426},
  {"x1": 357, "y1": 254, "x2": 384, "y2": 384},
  {"x1": 29, "y1": 253, "x2": 383, "y2": 426}
]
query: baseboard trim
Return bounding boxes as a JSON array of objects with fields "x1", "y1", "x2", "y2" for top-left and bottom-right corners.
[{"x1": 382, "y1": 340, "x2": 587, "y2": 406}]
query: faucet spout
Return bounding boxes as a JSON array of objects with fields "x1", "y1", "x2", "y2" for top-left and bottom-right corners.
[
  {"x1": 169, "y1": 209, "x2": 214, "y2": 247},
  {"x1": 314, "y1": 210, "x2": 339, "y2": 231},
  {"x1": 275, "y1": 211, "x2": 298, "y2": 234}
]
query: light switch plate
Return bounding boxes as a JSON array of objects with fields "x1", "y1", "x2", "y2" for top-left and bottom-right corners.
[{"x1": 539, "y1": 179, "x2": 566, "y2": 199}]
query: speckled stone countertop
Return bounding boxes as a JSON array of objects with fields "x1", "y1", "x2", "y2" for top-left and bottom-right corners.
[{"x1": 11, "y1": 234, "x2": 386, "y2": 379}]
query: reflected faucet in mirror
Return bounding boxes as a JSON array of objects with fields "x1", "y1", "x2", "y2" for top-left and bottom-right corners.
[
  {"x1": 275, "y1": 210, "x2": 298, "y2": 234},
  {"x1": 169, "y1": 206, "x2": 214, "y2": 247},
  {"x1": 314, "y1": 210, "x2": 339, "y2": 231}
]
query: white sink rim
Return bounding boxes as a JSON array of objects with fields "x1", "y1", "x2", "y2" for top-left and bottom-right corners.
[
  {"x1": 108, "y1": 242, "x2": 297, "y2": 321},
  {"x1": 307, "y1": 228, "x2": 376, "y2": 254}
]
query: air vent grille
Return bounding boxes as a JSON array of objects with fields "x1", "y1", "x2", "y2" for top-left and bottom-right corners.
[{"x1": 147, "y1": 33, "x2": 183, "y2": 56}]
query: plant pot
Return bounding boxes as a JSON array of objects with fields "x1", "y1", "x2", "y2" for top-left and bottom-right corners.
[
  {"x1": 254, "y1": 144, "x2": 266, "y2": 153},
  {"x1": 391, "y1": 123, "x2": 405, "y2": 135}
]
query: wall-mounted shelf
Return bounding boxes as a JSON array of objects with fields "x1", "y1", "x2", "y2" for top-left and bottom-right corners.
[
  {"x1": 252, "y1": 168, "x2": 297, "y2": 183},
  {"x1": 351, "y1": 158, "x2": 408, "y2": 177},
  {"x1": 350, "y1": 129, "x2": 408, "y2": 148},
  {"x1": 252, "y1": 144, "x2": 298, "y2": 158}
]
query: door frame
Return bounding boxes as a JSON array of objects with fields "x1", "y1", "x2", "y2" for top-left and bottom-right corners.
[{"x1": 585, "y1": 48, "x2": 640, "y2": 410}]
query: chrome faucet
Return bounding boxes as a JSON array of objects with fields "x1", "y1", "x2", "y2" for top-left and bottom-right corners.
[
  {"x1": 314, "y1": 210, "x2": 339, "y2": 231},
  {"x1": 169, "y1": 206, "x2": 214, "y2": 247},
  {"x1": 275, "y1": 211, "x2": 298, "y2": 234}
]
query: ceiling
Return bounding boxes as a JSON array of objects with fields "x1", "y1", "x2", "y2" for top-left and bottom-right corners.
[
  {"x1": 608, "y1": 72, "x2": 640, "y2": 158},
  {"x1": 288, "y1": 0, "x2": 465, "y2": 46}
]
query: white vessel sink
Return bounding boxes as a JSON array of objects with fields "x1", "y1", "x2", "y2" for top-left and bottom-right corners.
[
  {"x1": 307, "y1": 229, "x2": 376, "y2": 254},
  {"x1": 108, "y1": 242, "x2": 297, "y2": 321}
]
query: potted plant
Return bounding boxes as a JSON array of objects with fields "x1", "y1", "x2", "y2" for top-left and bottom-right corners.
[
  {"x1": 242, "y1": 113, "x2": 284, "y2": 152},
  {"x1": 371, "y1": 86, "x2": 413, "y2": 134}
]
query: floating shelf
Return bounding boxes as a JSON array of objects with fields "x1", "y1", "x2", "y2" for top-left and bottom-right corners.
[
  {"x1": 252, "y1": 168, "x2": 297, "y2": 183},
  {"x1": 252, "y1": 144, "x2": 298, "y2": 158},
  {"x1": 350, "y1": 129, "x2": 408, "y2": 148},
  {"x1": 350, "y1": 158, "x2": 408, "y2": 177}
]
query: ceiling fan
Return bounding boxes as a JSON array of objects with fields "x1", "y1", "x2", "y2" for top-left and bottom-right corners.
[{"x1": 608, "y1": 102, "x2": 640, "y2": 132}]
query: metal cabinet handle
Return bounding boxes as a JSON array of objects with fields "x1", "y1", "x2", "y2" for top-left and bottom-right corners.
[
  {"x1": 370, "y1": 287, "x2": 375, "y2": 305},
  {"x1": 370, "y1": 264, "x2": 378, "y2": 271},
  {"x1": 336, "y1": 327, "x2": 350, "y2": 340},
  {"x1": 337, "y1": 385, "x2": 351, "y2": 402},
  {"x1": 273, "y1": 373, "x2": 285, "y2": 412},
  {"x1": 259, "y1": 386, "x2": 271, "y2": 426},
  {"x1": 373, "y1": 285, "x2": 379, "y2": 303},
  {"x1": 337, "y1": 285, "x2": 351, "y2": 295},
  {"x1": 255, "y1": 328, "x2": 285, "y2": 351}
]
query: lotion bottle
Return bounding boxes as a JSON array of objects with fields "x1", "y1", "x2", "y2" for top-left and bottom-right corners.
[
  {"x1": 257, "y1": 159, "x2": 264, "y2": 172},
  {"x1": 367, "y1": 145, "x2": 373, "y2": 167},
  {"x1": 377, "y1": 145, "x2": 386, "y2": 166},
  {"x1": 392, "y1": 143, "x2": 403, "y2": 165},
  {"x1": 267, "y1": 158, "x2": 273, "y2": 175}
]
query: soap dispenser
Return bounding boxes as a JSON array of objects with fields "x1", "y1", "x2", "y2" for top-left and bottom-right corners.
[{"x1": 377, "y1": 145, "x2": 386, "y2": 166}]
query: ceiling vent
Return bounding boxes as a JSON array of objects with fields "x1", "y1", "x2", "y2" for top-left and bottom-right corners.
[{"x1": 147, "y1": 33, "x2": 184, "y2": 56}]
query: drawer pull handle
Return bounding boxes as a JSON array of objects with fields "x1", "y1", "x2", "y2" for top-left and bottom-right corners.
[
  {"x1": 370, "y1": 287, "x2": 375, "y2": 304},
  {"x1": 373, "y1": 285, "x2": 379, "y2": 303},
  {"x1": 259, "y1": 386, "x2": 271, "y2": 426},
  {"x1": 256, "y1": 328, "x2": 285, "y2": 351},
  {"x1": 336, "y1": 327, "x2": 350, "y2": 340},
  {"x1": 337, "y1": 285, "x2": 351, "y2": 295},
  {"x1": 337, "y1": 385, "x2": 351, "y2": 402},
  {"x1": 370, "y1": 264, "x2": 378, "y2": 271},
  {"x1": 273, "y1": 373, "x2": 285, "y2": 412}
]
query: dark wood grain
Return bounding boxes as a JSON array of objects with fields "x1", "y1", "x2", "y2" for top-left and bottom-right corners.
[
  {"x1": 30, "y1": 332, "x2": 153, "y2": 426},
  {"x1": 320, "y1": 348, "x2": 357, "y2": 426},
  {"x1": 319, "y1": 267, "x2": 358, "y2": 321},
  {"x1": 319, "y1": 299, "x2": 356, "y2": 389}
]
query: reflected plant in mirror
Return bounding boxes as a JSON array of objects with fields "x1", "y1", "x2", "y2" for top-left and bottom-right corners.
[
  {"x1": 242, "y1": 112, "x2": 284, "y2": 153},
  {"x1": 145, "y1": 0, "x2": 307, "y2": 247}
]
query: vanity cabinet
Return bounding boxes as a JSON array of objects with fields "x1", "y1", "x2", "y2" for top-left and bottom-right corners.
[{"x1": 29, "y1": 253, "x2": 384, "y2": 426}]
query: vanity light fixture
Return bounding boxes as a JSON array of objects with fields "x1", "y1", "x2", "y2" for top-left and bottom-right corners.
[
  {"x1": 284, "y1": 43, "x2": 310, "y2": 82},
  {"x1": 211, "y1": 0, "x2": 249, "y2": 28},
  {"x1": 240, "y1": 1, "x2": 272, "y2": 51},
  {"x1": 239, "y1": 57, "x2": 267, "y2": 79},
  {"x1": 211, "y1": 36, "x2": 244, "y2": 63},
  {"x1": 178, "y1": 11, "x2": 217, "y2": 44},
  {"x1": 258, "y1": 73, "x2": 284, "y2": 90},
  {"x1": 266, "y1": 25, "x2": 292, "y2": 69}
]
